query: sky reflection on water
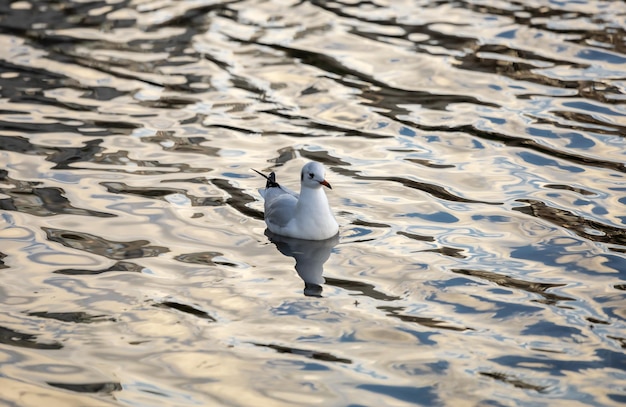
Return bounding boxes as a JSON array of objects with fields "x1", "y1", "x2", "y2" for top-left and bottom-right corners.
[{"x1": 0, "y1": 0, "x2": 625, "y2": 406}]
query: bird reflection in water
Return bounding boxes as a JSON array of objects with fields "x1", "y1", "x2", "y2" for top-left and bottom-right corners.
[{"x1": 265, "y1": 230, "x2": 339, "y2": 297}]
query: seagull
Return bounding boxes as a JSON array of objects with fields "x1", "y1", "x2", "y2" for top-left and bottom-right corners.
[{"x1": 253, "y1": 162, "x2": 339, "y2": 241}]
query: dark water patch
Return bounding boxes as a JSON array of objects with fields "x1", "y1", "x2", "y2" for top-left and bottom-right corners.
[
  {"x1": 0, "y1": 60, "x2": 67, "y2": 95},
  {"x1": 0, "y1": 135, "x2": 35, "y2": 156},
  {"x1": 397, "y1": 231, "x2": 435, "y2": 242},
  {"x1": 0, "y1": 0, "x2": 132, "y2": 33},
  {"x1": 146, "y1": 1, "x2": 232, "y2": 29},
  {"x1": 53, "y1": 118, "x2": 140, "y2": 136},
  {"x1": 101, "y1": 182, "x2": 181, "y2": 198},
  {"x1": 576, "y1": 82, "x2": 626, "y2": 106},
  {"x1": 530, "y1": 113, "x2": 622, "y2": 140},
  {"x1": 336, "y1": 167, "x2": 499, "y2": 205},
  {"x1": 405, "y1": 158, "x2": 455, "y2": 169},
  {"x1": 44, "y1": 227, "x2": 169, "y2": 260},
  {"x1": 142, "y1": 131, "x2": 220, "y2": 156},
  {"x1": 270, "y1": 112, "x2": 394, "y2": 139},
  {"x1": 54, "y1": 261, "x2": 144, "y2": 275},
  {"x1": 379, "y1": 306, "x2": 471, "y2": 332},
  {"x1": 267, "y1": 39, "x2": 498, "y2": 113},
  {"x1": 324, "y1": 277, "x2": 400, "y2": 302},
  {"x1": 101, "y1": 182, "x2": 223, "y2": 206},
  {"x1": 419, "y1": 124, "x2": 626, "y2": 174},
  {"x1": 0, "y1": 73, "x2": 85, "y2": 113},
  {"x1": 479, "y1": 371, "x2": 548, "y2": 393},
  {"x1": 210, "y1": 178, "x2": 264, "y2": 220},
  {"x1": 175, "y1": 251, "x2": 236, "y2": 267},
  {"x1": 47, "y1": 381, "x2": 122, "y2": 394},
  {"x1": 252, "y1": 343, "x2": 351, "y2": 364},
  {"x1": 608, "y1": 393, "x2": 626, "y2": 405},
  {"x1": 514, "y1": 199, "x2": 626, "y2": 246},
  {"x1": 451, "y1": 268, "x2": 572, "y2": 305},
  {"x1": 48, "y1": 138, "x2": 104, "y2": 170},
  {"x1": 357, "y1": 383, "x2": 438, "y2": 406},
  {"x1": 458, "y1": 49, "x2": 586, "y2": 91},
  {"x1": 613, "y1": 247, "x2": 626, "y2": 255},
  {"x1": 351, "y1": 219, "x2": 390, "y2": 229},
  {"x1": 153, "y1": 301, "x2": 216, "y2": 322},
  {"x1": 161, "y1": 177, "x2": 211, "y2": 185},
  {"x1": 420, "y1": 246, "x2": 466, "y2": 259},
  {"x1": 48, "y1": 37, "x2": 186, "y2": 89},
  {"x1": 85, "y1": 150, "x2": 208, "y2": 174},
  {"x1": 128, "y1": 340, "x2": 151, "y2": 345},
  {"x1": 204, "y1": 123, "x2": 260, "y2": 135},
  {"x1": 552, "y1": 111, "x2": 626, "y2": 136},
  {"x1": 359, "y1": 82, "x2": 500, "y2": 112},
  {"x1": 0, "y1": 76, "x2": 140, "y2": 131},
  {"x1": 311, "y1": 0, "x2": 476, "y2": 53},
  {"x1": 0, "y1": 185, "x2": 115, "y2": 218},
  {"x1": 0, "y1": 0, "x2": 623, "y2": 404},
  {"x1": 0, "y1": 326, "x2": 62, "y2": 350},
  {"x1": 459, "y1": 43, "x2": 572, "y2": 72},
  {"x1": 253, "y1": 146, "x2": 299, "y2": 168},
  {"x1": 1, "y1": 134, "x2": 133, "y2": 177},
  {"x1": 543, "y1": 184, "x2": 596, "y2": 196},
  {"x1": 529, "y1": 347, "x2": 565, "y2": 355},
  {"x1": 83, "y1": 86, "x2": 128, "y2": 102},
  {"x1": 138, "y1": 96, "x2": 199, "y2": 109},
  {"x1": 28, "y1": 311, "x2": 116, "y2": 324},
  {"x1": 0, "y1": 135, "x2": 62, "y2": 158},
  {"x1": 0, "y1": 118, "x2": 84, "y2": 135},
  {"x1": 457, "y1": 0, "x2": 593, "y2": 21},
  {"x1": 586, "y1": 316, "x2": 610, "y2": 326},
  {"x1": 258, "y1": 42, "x2": 385, "y2": 93},
  {"x1": 298, "y1": 149, "x2": 350, "y2": 168}
]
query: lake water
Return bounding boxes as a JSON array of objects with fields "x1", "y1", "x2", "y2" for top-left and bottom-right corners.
[{"x1": 0, "y1": 0, "x2": 625, "y2": 406}]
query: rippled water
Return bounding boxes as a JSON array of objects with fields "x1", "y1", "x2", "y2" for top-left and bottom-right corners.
[{"x1": 1, "y1": 0, "x2": 625, "y2": 406}]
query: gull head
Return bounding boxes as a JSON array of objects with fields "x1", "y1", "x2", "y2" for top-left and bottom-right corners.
[{"x1": 300, "y1": 161, "x2": 332, "y2": 190}]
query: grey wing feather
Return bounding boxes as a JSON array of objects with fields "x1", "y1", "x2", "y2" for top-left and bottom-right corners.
[{"x1": 262, "y1": 187, "x2": 299, "y2": 228}]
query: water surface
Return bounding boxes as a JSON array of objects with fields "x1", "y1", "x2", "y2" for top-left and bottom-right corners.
[{"x1": 0, "y1": 0, "x2": 625, "y2": 406}]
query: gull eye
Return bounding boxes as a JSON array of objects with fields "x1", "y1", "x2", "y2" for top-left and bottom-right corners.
[{"x1": 308, "y1": 172, "x2": 314, "y2": 179}]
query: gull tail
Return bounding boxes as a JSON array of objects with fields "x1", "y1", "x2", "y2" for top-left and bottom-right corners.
[{"x1": 252, "y1": 168, "x2": 280, "y2": 188}]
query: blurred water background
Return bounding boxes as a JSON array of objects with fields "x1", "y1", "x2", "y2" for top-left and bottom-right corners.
[{"x1": 0, "y1": 0, "x2": 625, "y2": 406}]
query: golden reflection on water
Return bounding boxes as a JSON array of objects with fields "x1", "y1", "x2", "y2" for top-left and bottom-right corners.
[{"x1": 0, "y1": 0, "x2": 625, "y2": 406}]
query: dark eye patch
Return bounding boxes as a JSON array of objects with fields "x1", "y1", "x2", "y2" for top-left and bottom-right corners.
[{"x1": 308, "y1": 172, "x2": 314, "y2": 179}]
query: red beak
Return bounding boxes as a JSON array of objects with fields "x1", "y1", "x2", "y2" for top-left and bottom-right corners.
[{"x1": 320, "y1": 180, "x2": 332, "y2": 189}]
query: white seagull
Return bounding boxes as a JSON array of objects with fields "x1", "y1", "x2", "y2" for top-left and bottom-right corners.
[{"x1": 253, "y1": 162, "x2": 339, "y2": 241}]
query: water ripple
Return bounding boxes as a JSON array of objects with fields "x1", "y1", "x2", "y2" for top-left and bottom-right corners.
[{"x1": 1, "y1": 0, "x2": 625, "y2": 405}]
